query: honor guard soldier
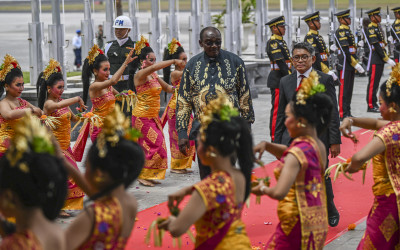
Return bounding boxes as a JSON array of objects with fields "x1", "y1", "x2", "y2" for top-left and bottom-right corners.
[
  {"x1": 332, "y1": 10, "x2": 365, "y2": 119},
  {"x1": 389, "y1": 7, "x2": 400, "y2": 63},
  {"x1": 104, "y1": 16, "x2": 136, "y2": 93},
  {"x1": 365, "y1": 8, "x2": 396, "y2": 112},
  {"x1": 302, "y1": 11, "x2": 339, "y2": 83},
  {"x1": 265, "y1": 16, "x2": 292, "y2": 142}
]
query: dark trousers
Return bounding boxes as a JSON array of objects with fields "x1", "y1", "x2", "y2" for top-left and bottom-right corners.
[
  {"x1": 73, "y1": 48, "x2": 82, "y2": 67},
  {"x1": 269, "y1": 88, "x2": 280, "y2": 142},
  {"x1": 366, "y1": 64, "x2": 384, "y2": 109},
  {"x1": 338, "y1": 69, "x2": 355, "y2": 118},
  {"x1": 325, "y1": 158, "x2": 336, "y2": 216}
]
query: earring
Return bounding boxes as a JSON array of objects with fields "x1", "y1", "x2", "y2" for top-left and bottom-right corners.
[
  {"x1": 94, "y1": 72, "x2": 98, "y2": 76},
  {"x1": 95, "y1": 176, "x2": 104, "y2": 183},
  {"x1": 297, "y1": 122, "x2": 306, "y2": 128},
  {"x1": 389, "y1": 107, "x2": 397, "y2": 113},
  {"x1": 207, "y1": 151, "x2": 217, "y2": 158},
  {"x1": 47, "y1": 89, "x2": 50, "y2": 93}
]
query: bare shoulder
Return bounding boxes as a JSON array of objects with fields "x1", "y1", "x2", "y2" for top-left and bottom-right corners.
[{"x1": 38, "y1": 222, "x2": 66, "y2": 250}]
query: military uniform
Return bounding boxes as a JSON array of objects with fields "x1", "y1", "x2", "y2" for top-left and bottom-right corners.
[
  {"x1": 391, "y1": 7, "x2": 400, "y2": 62},
  {"x1": 105, "y1": 37, "x2": 136, "y2": 92},
  {"x1": 365, "y1": 8, "x2": 391, "y2": 110},
  {"x1": 302, "y1": 12, "x2": 331, "y2": 73},
  {"x1": 265, "y1": 16, "x2": 292, "y2": 142},
  {"x1": 334, "y1": 10, "x2": 362, "y2": 118}
]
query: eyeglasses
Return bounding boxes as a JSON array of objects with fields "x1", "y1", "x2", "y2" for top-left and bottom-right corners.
[
  {"x1": 204, "y1": 40, "x2": 222, "y2": 47},
  {"x1": 292, "y1": 55, "x2": 311, "y2": 62}
]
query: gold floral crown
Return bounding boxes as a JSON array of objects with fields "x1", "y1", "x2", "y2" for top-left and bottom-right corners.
[
  {"x1": 134, "y1": 35, "x2": 150, "y2": 55},
  {"x1": 87, "y1": 44, "x2": 105, "y2": 65},
  {"x1": 167, "y1": 38, "x2": 182, "y2": 55},
  {"x1": 6, "y1": 113, "x2": 55, "y2": 169},
  {"x1": 42, "y1": 59, "x2": 62, "y2": 81},
  {"x1": 96, "y1": 105, "x2": 142, "y2": 158},
  {"x1": 0, "y1": 54, "x2": 21, "y2": 82},
  {"x1": 296, "y1": 71, "x2": 326, "y2": 105},
  {"x1": 386, "y1": 63, "x2": 400, "y2": 97},
  {"x1": 199, "y1": 95, "x2": 239, "y2": 142}
]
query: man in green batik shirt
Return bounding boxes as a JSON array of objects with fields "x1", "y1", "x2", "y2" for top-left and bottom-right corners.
[{"x1": 176, "y1": 26, "x2": 255, "y2": 180}]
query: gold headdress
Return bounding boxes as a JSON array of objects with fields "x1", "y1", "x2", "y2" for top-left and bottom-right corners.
[
  {"x1": 199, "y1": 95, "x2": 239, "y2": 142},
  {"x1": 6, "y1": 113, "x2": 55, "y2": 168},
  {"x1": 42, "y1": 59, "x2": 62, "y2": 81},
  {"x1": 386, "y1": 63, "x2": 400, "y2": 97},
  {"x1": 167, "y1": 38, "x2": 182, "y2": 55},
  {"x1": 87, "y1": 44, "x2": 105, "y2": 65},
  {"x1": 296, "y1": 71, "x2": 326, "y2": 105},
  {"x1": 0, "y1": 54, "x2": 21, "y2": 82},
  {"x1": 134, "y1": 35, "x2": 150, "y2": 55},
  {"x1": 96, "y1": 105, "x2": 142, "y2": 158}
]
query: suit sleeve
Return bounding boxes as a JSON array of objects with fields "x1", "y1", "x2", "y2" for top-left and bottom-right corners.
[
  {"x1": 273, "y1": 77, "x2": 288, "y2": 144},
  {"x1": 324, "y1": 75, "x2": 341, "y2": 145},
  {"x1": 176, "y1": 67, "x2": 193, "y2": 140}
]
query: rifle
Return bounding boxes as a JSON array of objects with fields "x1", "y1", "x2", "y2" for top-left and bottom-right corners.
[
  {"x1": 296, "y1": 17, "x2": 301, "y2": 43},
  {"x1": 386, "y1": 6, "x2": 392, "y2": 57},
  {"x1": 328, "y1": 11, "x2": 338, "y2": 70},
  {"x1": 356, "y1": 8, "x2": 365, "y2": 69}
]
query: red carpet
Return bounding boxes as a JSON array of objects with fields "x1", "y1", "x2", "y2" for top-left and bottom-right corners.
[{"x1": 125, "y1": 129, "x2": 375, "y2": 249}]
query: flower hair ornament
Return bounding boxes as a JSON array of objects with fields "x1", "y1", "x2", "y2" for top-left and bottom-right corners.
[
  {"x1": 6, "y1": 112, "x2": 55, "y2": 168},
  {"x1": 87, "y1": 44, "x2": 104, "y2": 65},
  {"x1": 386, "y1": 62, "x2": 400, "y2": 97},
  {"x1": 296, "y1": 71, "x2": 326, "y2": 105},
  {"x1": 167, "y1": 38, "x2": 182, "y2": 55},
  {"x1": 42, "y1": 58, "x2": 62, "y2": 81},
  {"x1": 96, "y1": 104, "x2": 142, "y2": 158},
  {"x1": 134, "y1": 35, "x2": 150, "y2": 56},
  {"x1": 0, "y1": 54, "x2": 21, "y2": 82},
  {"x1": 199, "y1": 95, "x2": 239, "y2": 142}
]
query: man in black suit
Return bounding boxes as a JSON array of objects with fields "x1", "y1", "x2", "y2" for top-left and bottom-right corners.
[{"x1": 274, "y1": 42, "x2": 342, "y2": 227}]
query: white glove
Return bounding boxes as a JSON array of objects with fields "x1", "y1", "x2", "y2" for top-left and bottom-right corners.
[
  {"x1": 330, "y1": 44, "x2": 337, "y2": 52},
  {"x1": 357, "y1": 40, "x2": 364, "y2": 47},
  {"x1": 387, "y1": 58, "x2": 396, "y2": 67},
  {"x1": 327, "y1": 70, "x2": 338, "y2": 81},
  {"x1": 388, "y1": 36, "x2": 394, "y2": 43},
  {"x1": 354, "y1": 63, "x2": 365, "y2": 74}
]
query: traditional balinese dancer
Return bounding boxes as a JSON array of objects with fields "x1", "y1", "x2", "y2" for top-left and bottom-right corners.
[
  {"x1": 131, "y1": 36, "x2": 184, "y2": 187},
  {"x1": 161, "y1": 38, "x2": 195, "y2": 174}
]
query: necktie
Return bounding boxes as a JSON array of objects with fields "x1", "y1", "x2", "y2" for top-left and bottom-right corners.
[{"x1": 296, "y1": 74, "x2": 306, "y2": 91}]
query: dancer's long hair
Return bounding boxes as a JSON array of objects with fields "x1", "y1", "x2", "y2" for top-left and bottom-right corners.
[{"x1": 81, "y1": 54, "x2": 108, "y2": 104}]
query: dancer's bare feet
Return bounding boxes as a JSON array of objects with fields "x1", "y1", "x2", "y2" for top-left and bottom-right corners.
[
  {"x1": 149, "y1": 180, "x2": 161, "y2": 184},
  {"x1": 138, "y1": 179, "x2": 155, "y2": 187},
  {"x1": 170, "y1": 169, "x2": 192, "y2": 174}
]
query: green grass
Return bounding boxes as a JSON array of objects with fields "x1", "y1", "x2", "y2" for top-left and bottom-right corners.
[
  {"x1": 1, "y1": 0, "x2": 399, "y2": 12},
  {"x1": 23, "y1": 71, "x2": 81, "y2": 84}
]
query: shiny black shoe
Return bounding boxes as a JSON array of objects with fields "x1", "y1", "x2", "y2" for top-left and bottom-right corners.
[
  {"x1": 367, "y1": 107, "x2": 380, "y2": 113},
  {"x1": 328, "y1": 213, "x2": 340, "y2": 227}
]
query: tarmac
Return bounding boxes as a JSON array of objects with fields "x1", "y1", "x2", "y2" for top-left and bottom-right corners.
[{"x1": 0, "y1": 10, "x2": 392, "y2": 249}]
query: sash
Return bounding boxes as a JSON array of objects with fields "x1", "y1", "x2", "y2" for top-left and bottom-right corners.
[
  {"x1": 334, "y1": 33, "x2": 346, "y2": 79},
  {"x1": 195, "y1": 218, "x2": 233, "y2": 250},
  {"x1": 72, "y1": 122, "x2": 90, "y2": 162},
  {"x1": 362, "y1": 28, "x2": 373, "y2": 71}
]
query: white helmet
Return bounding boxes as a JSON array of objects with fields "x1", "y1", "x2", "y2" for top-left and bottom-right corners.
[{"x1": 113, "y1": 16, "x2": 132, "y2": 29}]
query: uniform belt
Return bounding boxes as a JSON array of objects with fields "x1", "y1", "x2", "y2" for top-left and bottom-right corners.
[
  {"x1": 271, "y1": 61, "x2": 292, "y2": 70},
  {"x1": 109, "y1": 74, "x2": 129, "y2": 81},
  {"x1": 338, "y1": 46, "x2": 356, "y2": 55}
]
